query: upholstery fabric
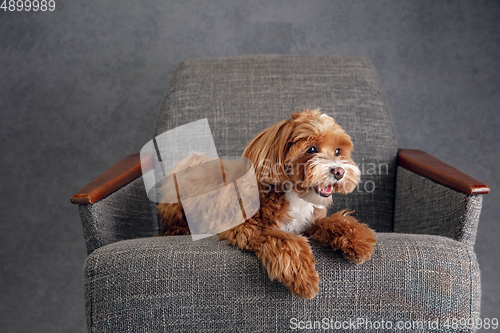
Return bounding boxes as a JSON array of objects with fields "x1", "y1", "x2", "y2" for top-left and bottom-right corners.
[
  {"x1": 78, "y1": 56, "x2": 484, "y2": 333},
  {"x1": 84, "y1": 234, "x2": 481, "y2": 333},
  {"x1": 154, "y1": 56, "x2": 398, "y2": 232},
  {"x1": 79, "y1": 176, "x2": 160, "y2": 254},
  {"x1": 394, "y1": 166, "x2": 482, "y2": 246}
]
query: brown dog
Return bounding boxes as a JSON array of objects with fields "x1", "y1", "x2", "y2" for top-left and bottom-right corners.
[{"x1": 158, "y1": 109, "x2": 377, "y2": 299}]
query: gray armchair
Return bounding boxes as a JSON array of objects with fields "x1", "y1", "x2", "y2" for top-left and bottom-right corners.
[{"x1": 72, "y1": 56, "x2": 489, "y2": 332}]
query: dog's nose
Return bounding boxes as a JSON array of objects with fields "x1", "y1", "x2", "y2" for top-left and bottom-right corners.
[{"x1": 332, "y1": 167, "x2": 345, "y2": 180}]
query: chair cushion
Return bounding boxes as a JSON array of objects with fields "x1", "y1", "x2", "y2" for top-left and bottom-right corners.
[
  {"x1": 85, "y1": 234, "x2": 480, "y2": 332},
  {"x1": 154, "y1": 56, "x2": 398, "y2": 232}
]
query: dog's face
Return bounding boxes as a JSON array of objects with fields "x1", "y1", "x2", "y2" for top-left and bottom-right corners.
[{"x1": 243, "y1": 109, "x2": 361, "y2": 206}]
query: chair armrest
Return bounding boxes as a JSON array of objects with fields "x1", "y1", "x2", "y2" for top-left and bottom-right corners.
[
  {"x1": 397, "y1": 149, "x2": 490, "y2": 194},
  {"x1": 394, "y1": 149, "x2": 489, "y2": 246},
  {"x1": 71, "y1": 153, "x2": 152, "y2": 204},
  {"x1": 71, "y1": 153, "x2": 158, "y2": 254}
]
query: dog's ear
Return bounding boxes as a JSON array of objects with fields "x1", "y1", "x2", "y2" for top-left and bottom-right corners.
[{"x1": 243, "y1": 119, "x2": 295, "y2": 184}]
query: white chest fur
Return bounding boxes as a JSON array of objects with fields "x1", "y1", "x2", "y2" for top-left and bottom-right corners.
[{"x1": 280, "y1": 191, "x2": 323, "y2": 234}]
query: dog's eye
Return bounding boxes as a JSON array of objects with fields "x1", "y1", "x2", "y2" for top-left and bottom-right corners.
[
  {"x1": 335, "y1": 148, "x2": 340, "y2": 156},
  {"x1": 306, "y1": 146, "x2": 318, "y2": 154}
]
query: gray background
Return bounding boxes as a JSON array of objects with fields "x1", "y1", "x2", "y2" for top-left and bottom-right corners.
[{"x1": 1, "y1": 0, "x2": 498, "y2": 331}]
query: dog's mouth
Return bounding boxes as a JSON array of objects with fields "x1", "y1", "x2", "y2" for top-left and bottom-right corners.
[{"x1": 314, "y1": 185, "x2": 333, "y2": 197}]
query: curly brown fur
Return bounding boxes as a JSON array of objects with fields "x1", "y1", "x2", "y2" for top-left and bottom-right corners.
[
  {"x1": 158, "y1": 109, "x2": 377, "y2": 299},
  {"x1": 304, "y1": 210, "x2": 377, "y2": 264},
  {"x1": 218, "y1": 186, "x2": 320, "y2": 299},
  {"x1": 158, "y1": 203, "x2": 190, "y2": 236}
]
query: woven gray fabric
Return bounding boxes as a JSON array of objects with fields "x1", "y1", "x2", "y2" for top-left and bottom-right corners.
[
  {"x1": 85, "y1": 233, "x2": 480, "y2": 333},
  {"x1": 394, "y1": 167, "x2": 483, "y2": 246},
  {"x1": 155, "y1": 56, "x2": 398, "y2": 232},
  {"x1": 79, "y1": 176, "x2": 160, "y2": 254}
]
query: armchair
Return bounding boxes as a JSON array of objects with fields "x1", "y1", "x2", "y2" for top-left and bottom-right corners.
[{"x1": 72, "y1": 56, "x2": 489, "y2": 332}]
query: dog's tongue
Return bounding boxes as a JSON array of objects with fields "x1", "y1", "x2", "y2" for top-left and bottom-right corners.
[{"x1": 321, "y1": 185, "x2": 332, "y2": 194}]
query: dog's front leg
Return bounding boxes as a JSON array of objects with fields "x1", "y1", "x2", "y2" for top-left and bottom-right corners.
[
  {"x1": 304, "y1": 210, "x2": 377, "y2": 264},
  {"x1": 220, "y1": 225, "x2": 319, "y2": 299}
]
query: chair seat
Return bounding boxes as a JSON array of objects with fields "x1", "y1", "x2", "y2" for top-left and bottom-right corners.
[{"x1": 85, "y1": 233, "x2": 480, "y2": 332}]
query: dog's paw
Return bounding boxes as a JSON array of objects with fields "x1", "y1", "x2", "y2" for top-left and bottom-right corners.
[
  {"x1": 340, "y1": 223, "x2": 377, "y2": 264},
  {"x1": 258, "y1": 232, "x2": 320, "y2": 299},
  {"x1": 311, "y1": 211, "x2": 377, "y2": 264},
  {"x1": 287, "y1": 258, "x2": 320, "y2": 299}
]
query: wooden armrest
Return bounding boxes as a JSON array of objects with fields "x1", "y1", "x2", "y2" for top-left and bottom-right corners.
[
  {"x1": 70, "y1": 153, "x2": 153, "y2": 204},
  {"x1": 397, "y1": 149, "x2": 490, "y2": 195}
]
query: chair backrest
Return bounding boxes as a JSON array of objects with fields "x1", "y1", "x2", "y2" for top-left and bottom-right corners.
[{"x1": 155, "y1": 56, "x2": 398, "y2": 232}]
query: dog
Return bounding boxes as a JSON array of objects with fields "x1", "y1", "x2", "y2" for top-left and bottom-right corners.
[{"x1": 158, "y1": 109, "x2": 377, "y2": 299}]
